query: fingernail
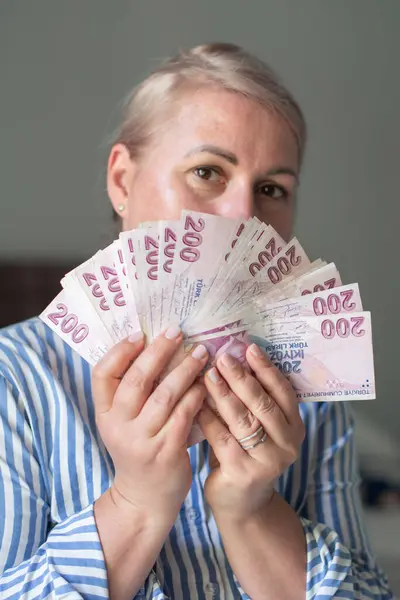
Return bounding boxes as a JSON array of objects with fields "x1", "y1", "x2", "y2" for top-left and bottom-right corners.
[
  {"x1": 191, "y1": 344, "x2": 208, "y2": 360},
  {"x1": 207, "y1": 367, "x2": 222, "y2": 384},
  {"x1": 164, "y1": 325, "x2": 181, "y2": 340},
  {"x1": 128, "y1": 331, "x2": 144, "y2": 343},
  {"x1": 219, "y1": 353, "x2": 237, "y2": 369},
  {"x1": 249, "y1": 343, "x2": 268, "y2": 360},
  {"x1": 222, "y1": 344, "x2": 244, "y2": 360}
]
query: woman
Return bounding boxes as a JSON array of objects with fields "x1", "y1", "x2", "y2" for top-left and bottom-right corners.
[{"x1": 0, "y1": 43, "x2": 392, "y2": 600}]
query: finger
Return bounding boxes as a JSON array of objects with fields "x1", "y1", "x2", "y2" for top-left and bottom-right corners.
[
  {"x1": 113, "y1": 325, "x2": 183, "y2": 420},
  {"x1": 246, "y1": 344, "x2": 303, "y2": 429},
  {"x1": 216, "y1": 352, "x2": 292, "y2": 448},
  {"x1": 140, "y1": 344, "x2": 209, "y2": 435},
  {"x1": 205, "y1": 367, "x2": 261, "y2": 443},
  {"x1": 162, "y1": 382, "x2": 207, "y2": 449},
  {"x1": 197, "y1": 405, "x2": 245, "y2": 465},
  {"x1": 91, "y1": 332, "x2": 145, "y2": 415}
]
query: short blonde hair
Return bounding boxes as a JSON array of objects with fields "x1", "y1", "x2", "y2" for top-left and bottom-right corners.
[{"x1": 111, "y1": 42, "x2": 306, "y2": 163}]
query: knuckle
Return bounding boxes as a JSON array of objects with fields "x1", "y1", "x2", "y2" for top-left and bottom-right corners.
[
  {"x1": 212, "y1": 408, "x2": 224, "y2": 421},
  {"x1": 254, "y1": 392, "x2": 275, "y2": 416},
  {"x1": 186, "y1": 383, "x2": 207, "y2": 408},
  {"x1": 102, "y1": 418, "x2": 123, "y2": 448},
  {"x1": 235, "y1": 410, "x2": 256, "y2": 430},
  {"x1": 123, "y1": 365, "x2": 147, "y2": 394},
  {"x1": 168, "y1": 408, "x2": 187, "y2": 429},
  {"x1": 92, "y1": 361, "x2": 108, "y2": 381},
  {"x1": 170, "y1": 411, "x2": 196, "y2": 433},
  {"x1": 175, "y1": 399, "x2": 198, "y2": 424},
  {"x1": 216, "y1": 382, "x2": 231, "y2": 398},
  {"x1": 191, "y1": 381, "x2": 207, "y2": 399},
  {"x1": 215, "y1": 430, "x2": 235, "y2": 448},
  {"x1": 230, "y1": 365, "x2": 247, "y2": 382},
  {"x1": 151, "y1": 384, "x2": 174, "y2": 406}
]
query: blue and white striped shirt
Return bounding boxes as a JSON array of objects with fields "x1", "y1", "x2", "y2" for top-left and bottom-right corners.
[{"x1": 0, "y1": 317, "x2": 393, "y2": 599}]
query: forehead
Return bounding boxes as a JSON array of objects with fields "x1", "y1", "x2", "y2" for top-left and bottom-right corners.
[{"x1": 163, "y1": 87, "x2": 299, "y2": 170}]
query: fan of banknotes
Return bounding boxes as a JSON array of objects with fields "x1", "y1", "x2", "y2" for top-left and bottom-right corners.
[{"x1": 40, "y1": 210, "x2": 376, "y2": 406}]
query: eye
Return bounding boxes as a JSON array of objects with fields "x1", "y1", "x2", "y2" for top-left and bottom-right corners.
[
  {"x1": 258, "y1": 183, "x2": 288, "y2": 200},
  {"x1": 193, "y1": 166, "x2": 223, "y2": 182}
]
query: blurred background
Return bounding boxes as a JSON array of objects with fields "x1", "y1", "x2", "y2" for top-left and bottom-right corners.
[{"x1": 1, "y1": 0, "x2": 399, "y2": 592}]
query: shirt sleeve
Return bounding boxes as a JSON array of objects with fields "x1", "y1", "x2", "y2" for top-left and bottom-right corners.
[
  {"x1": 0, "y1": 374, "x2": 168, "y2": 599},
  {"x1": 231, "y1": 402, "x2": 393, "y2": 600},
  {"x1": 300, "y1": 401, "x2": 393, "y2": 599}
]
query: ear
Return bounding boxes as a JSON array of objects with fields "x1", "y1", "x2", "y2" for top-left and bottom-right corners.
[{"x1": 107, "y1": 143, "x2": 137, "y2": 222}]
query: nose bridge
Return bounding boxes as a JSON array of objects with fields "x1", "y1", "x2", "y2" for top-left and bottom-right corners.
[{"x1": 219, "y1": 180, "x2": 254, "y2": 219}]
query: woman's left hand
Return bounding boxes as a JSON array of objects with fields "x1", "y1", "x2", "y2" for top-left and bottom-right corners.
[{"x1": 197, "y1": 343, "x2": 305, "y2": 521}]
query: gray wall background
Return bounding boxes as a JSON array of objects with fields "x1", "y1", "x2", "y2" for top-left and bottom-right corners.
[{"x1": 0, "y1": 1, "x2": 399, "y2": 447}]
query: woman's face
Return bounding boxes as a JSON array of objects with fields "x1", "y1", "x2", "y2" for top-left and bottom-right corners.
[{"x1": 108, "y1": 87, "x2": 299, "y2": 241}]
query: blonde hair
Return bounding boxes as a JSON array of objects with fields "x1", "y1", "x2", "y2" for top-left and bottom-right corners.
[{"x1": 111, "y1": 42, "x2": 306, "y2": 163}]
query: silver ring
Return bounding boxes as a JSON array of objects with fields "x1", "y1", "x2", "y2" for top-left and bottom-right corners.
[
  {"x1": 238, "y1": 425, "x2": 264, "y2": 445},
  {"x1": 238, "y1": 425, "x2": 267, "y2": 450},
  {"x1": 241, "y1": 432, "x2": 267, "y2": 451}
]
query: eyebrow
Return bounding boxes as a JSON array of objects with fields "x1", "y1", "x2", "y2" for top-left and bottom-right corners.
[
  {"x1": 185, "y1": 144, "x2": 238, "y2": 164},
  {"x1": 265, "y1": 166, "x2": 299, "y2": 182},
  {"x1": 184, "y1": 144, "x2": 299, "y2": 182}
]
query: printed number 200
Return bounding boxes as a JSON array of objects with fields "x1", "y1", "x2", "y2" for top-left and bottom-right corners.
[
  {"x1": 321, "y1": 316, "x2": 365, "y2": 339},
  {"x1": 47, "y1": 303, "x2": 89, "y2": 343},
  {"x1": 179, "y1": 216, "x2": 205, "y2": 263}
]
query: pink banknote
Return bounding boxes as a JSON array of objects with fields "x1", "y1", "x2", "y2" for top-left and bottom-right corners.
[
  {"x1": 254, "y1": 283, "x2": 363, "y2": 323},
  {"x1": 250, "y1": 311, "x2": 375, "y2": 401},
  {"x1": 40, "y1": 288, "x2": 113, "y2": 365}
]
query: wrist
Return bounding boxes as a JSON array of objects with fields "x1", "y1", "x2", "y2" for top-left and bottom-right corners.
[
  {"x1": 212, "y1": 489, "x2": 276, "y2": 528},
  {"x1": 96, "y1": 486, "x2": 170, "y2": 543},
  {"x1": 94, "y1": 487, "x2": 170, "y2": 600},
  {"x1": 108, "y1": 485, "x2": 149, "y2": 528}
]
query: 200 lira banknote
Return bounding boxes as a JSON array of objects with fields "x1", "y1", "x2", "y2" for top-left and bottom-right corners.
[{"x1": 41, "y1": 210, "x2": 376, "y2": 422}]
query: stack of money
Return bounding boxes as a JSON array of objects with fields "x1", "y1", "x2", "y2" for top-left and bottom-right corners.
[{"x1": 41, "y1": 210, "x2": 375, "y2": 404}]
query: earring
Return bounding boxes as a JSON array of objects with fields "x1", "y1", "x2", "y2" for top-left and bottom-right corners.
[{"x1": 117, "y1": 204, "x2": 125, "y2": 213}]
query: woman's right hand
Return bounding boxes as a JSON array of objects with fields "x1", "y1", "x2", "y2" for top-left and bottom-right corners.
[{"x1": 92, "y1": 325, "x2": 208, "y2": 531}]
